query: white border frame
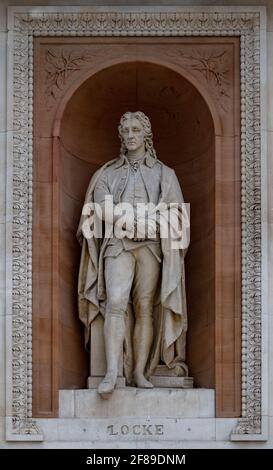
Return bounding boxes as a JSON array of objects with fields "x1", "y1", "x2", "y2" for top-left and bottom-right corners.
[{"x1": 5, "y1": 5, "x2": 267, "y2": 442}]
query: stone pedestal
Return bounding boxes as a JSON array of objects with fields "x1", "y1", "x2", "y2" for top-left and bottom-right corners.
[
  {"x1": 150, "y1": 376, "x2": 194, "y2": 388},
  {"x1": 58, "y1": 388, "x2": 216, "y2": 443},
  {"x1": 150, "y1": 364, "x2": 194, "y2": 388},
  {"x1": 88, "y1": 376, "x2": 126, "y2": 388},
  {"x1": 60, "y1": 388, "x2": 215, "y2": 419}
]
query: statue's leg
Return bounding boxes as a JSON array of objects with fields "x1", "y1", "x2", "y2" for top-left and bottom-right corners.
[
  {"x1": 132, "y1": 246, "x2": 161, "y2": 388},
  {"x1": 98, "y1": 251, "x2": 135, "y2": 398}
]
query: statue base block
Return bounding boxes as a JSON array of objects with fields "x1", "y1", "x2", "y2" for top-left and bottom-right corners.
[
  {"x1": 87, "y1": 376, "x2": 126, "y2": 389},
  {"x1": 60, "y1": 388, "x2": 214, "y2": 419},
  {"x1": 150, "y1": 376, "x2": 193, "y2": 388}
]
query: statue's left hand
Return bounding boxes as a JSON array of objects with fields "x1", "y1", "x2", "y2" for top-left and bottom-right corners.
[{"x1": 134, "y1": 216, "x2": 157, "y2": 239}]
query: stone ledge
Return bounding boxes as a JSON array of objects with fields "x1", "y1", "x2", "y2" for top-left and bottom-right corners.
[
  {"x1": 87, "y1": 376, "x2": 126, "y2": 389},
  {"x1": 60, "y1": 388, "x2": 215, "y2": 419},
  {"x1": 150, "y1": 376, "x2": 194, "y2": 388},
  {"x1": 37, "y1": 416, "x2": 217, "y2": 442}
]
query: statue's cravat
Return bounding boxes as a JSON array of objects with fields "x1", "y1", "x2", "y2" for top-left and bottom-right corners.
[
  {"x1": 130, "y1": 161, "x2": 140, "y2": 172},
  {"x1": 127, "y1": 155, "x2": 145, "y2": 173}
]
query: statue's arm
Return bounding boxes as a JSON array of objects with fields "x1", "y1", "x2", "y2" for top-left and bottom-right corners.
[
  {"x1": 168, "y1": 169, "x2": 184, "y2": 204},
  {"x1": 94, "y1": 171, "x2": 123, "y2": 224},
  {"x1": 169, "y1": 170, "x2": 190, "y2": 251}
]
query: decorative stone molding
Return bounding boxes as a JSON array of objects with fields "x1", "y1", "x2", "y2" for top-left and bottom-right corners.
[
  {"x1": 45, "y1": 48, "x2": 94, "y2": 109},
  {"x1": 178, "y1": 49, "x2": 230, "y2": 111},
  {"x1": 6, "y1": 7, "x2": 265, "y2": 441}
]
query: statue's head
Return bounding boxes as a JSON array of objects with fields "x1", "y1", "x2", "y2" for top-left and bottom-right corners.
[{"x1": 118, "y1": 111, "x2": 157, "y2": 159}]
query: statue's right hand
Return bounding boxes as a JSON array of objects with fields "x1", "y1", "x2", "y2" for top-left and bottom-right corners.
[{"x1": 134, "y1": 216, "x2": 147, "y2": 239}]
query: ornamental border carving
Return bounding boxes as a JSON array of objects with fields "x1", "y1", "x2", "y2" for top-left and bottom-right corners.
[{"x1": 6, "y1": 8, "x2": 265, "y2": 441}]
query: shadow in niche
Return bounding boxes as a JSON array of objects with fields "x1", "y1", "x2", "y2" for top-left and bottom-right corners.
[{"x1": 58, "y1": 61, "x2": 215, "y2": 391}]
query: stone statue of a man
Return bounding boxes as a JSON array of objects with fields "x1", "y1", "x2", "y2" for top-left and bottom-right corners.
[{"x1": 77, "y1": 111, "x2": 190, "y2": 398}]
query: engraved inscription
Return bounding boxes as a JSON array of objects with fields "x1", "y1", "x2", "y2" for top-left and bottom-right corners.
[{"x1": 107, "y1": 424, "x2": 164, "y2": 436}]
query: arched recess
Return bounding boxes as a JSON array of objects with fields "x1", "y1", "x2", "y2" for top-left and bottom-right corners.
[
  {"x1": 58, "y1": 60, "x2": 215, "y2": 385},
  {"x1": 33, "y1": 50, "x2": 241, "y2": 418}
]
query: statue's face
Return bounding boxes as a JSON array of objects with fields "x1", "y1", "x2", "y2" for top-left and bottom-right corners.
[{"x1": 120, "y1": 117, "x2": 145, "y2": 152}]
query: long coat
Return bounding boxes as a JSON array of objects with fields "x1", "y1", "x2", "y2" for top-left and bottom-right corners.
[{"x1": 77, "y1": 154, "x2": 190, "y2": 382}]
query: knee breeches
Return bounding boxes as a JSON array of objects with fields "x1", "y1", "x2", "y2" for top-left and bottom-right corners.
[{"x1": 104, "y1": 246, "x2": 161, "y2": 318}]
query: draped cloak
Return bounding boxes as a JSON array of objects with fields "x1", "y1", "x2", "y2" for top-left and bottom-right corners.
[{"x1": 77, "y1": 156, "x2": 190, "y2": 384}]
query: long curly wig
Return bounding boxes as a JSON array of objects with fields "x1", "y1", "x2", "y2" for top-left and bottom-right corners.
[{"x1": 118, "y1": 111, "x2": 157, "y2": 160}]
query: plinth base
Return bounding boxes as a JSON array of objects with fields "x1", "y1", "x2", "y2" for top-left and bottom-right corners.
[
  {"x1": 88, "y1": 376, "x2": 126, "y2": 389},
  {"x1": 60, "y1": 388, "x2": 214, "y2": 419},
  {"x1": 150, "y1": 376, "x2": 194, "y2": 388}
]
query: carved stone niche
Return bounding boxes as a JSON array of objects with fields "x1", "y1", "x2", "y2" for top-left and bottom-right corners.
[
  {"x1": 32, "y1": 37, "x2": 240, "y2": 418},
  {"x1": 8, "y1": 8, "x2": 264, "y2": 442}
]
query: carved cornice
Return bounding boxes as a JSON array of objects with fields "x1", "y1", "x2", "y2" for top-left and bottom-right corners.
[
  {"x1": 12, "y1": 11, "x2": 259, "y2": 35},
  {"x1": 8, "y1": 9, "x2": 263, "y2": 440}
]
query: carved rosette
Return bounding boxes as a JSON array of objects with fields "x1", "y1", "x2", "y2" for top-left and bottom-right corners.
[{"x1": 9, "y1": 9, "x2": 262, "y2": 440}]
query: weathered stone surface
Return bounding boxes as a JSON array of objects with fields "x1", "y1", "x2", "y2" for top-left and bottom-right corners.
[{"x1": 72, "y1": 388, "x2": 215, "y2": 419}]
